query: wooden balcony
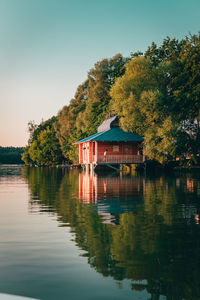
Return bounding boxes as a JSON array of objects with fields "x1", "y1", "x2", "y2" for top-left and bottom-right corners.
[{"x1": 96, "y1": 154, "x2": 145, "y2": 164}]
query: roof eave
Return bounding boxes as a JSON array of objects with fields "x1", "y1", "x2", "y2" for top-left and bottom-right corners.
[{"x1": 72, "y1": 130, "x2": 107, "y2": 145}]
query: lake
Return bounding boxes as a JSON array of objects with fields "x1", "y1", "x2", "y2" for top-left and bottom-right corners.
[{"x1": 0, "y1": 165, "x2": 200, "y2": 300}]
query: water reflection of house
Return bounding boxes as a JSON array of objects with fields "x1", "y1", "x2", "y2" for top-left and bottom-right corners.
[
  {"x1": 79, "y1": 172, "x2": 145, "y2": 224},
  {"x1": 186, "y1": 178, "x2": 194, "y2": 193}
]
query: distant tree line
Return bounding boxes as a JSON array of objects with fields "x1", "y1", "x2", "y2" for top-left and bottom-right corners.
[
  {"x1": 22, "y1": 33, "x2": 200, "y2": 166},
  {"x1": 0, "y1": 147, "x2": 24, "y2": 164}
]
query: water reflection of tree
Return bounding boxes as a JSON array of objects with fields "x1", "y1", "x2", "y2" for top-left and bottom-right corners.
[
  {"x1": 23, "y1": 167, "x2": 200, "y2": 300},
  {"x1": 111, "y1": 176, "x2": 200, "y2": 299}
]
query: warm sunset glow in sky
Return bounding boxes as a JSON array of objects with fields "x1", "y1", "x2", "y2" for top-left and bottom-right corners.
[{"x1": 0, "y1": 0, "x2": 199, "y2": 146}]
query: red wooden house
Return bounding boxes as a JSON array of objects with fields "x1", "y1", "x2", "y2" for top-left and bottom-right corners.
[{"x1": 73, "y1": 116, "x2": 144, "y2": 169}]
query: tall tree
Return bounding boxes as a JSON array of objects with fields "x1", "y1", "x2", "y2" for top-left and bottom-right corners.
[
  {"x1": 22, "y1": 117, "x2": 63, "y2": 165},
  {"x1": 55, "y1": 54, "x2": 127, "y2": 162},
  {"x1": 111, "y1": 34, "x2": 200, "y2": 164},
  {"x1": 110, "y1": 57, "x2": 179, "y2": 163},
  {"x1": 76, "y1": 54, "x2": 128, "y2": 135},
  {"x1": 28, "y1": 126, "x2": 63, "y2": 165},
  {"x1": 55, "y1": 80, "x2": 88, "y2": 162}
]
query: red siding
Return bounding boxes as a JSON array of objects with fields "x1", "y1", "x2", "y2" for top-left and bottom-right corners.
[
  {"x1": 97, "y1": 141, "x2": 140, "y2": 156},
  {"x1": 89, "y1": 142, "x2": 93, "y2": 163},
  {"x1": 79, "y1": 141, "x2": 142, "y2": 164},
  {"x1": 79, "y1": 144, "x2": 83, "y2": 164}
]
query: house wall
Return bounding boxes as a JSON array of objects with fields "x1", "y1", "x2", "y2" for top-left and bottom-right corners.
[
  {"x1": 79, "y1": 141, "x2": 142, "y2": 164},
  {"x1": 79, "y1": 144, "x2": 83, "y2": 164},
  {"x1": 89, "y1": 142, "x2": 93, "y2": 163},
  {"x1": 80, "y1": 142, "x2": 92, "y2": 164},
  {"x1": 97, "y1": 141, "x2": 141, "y2": 156}
]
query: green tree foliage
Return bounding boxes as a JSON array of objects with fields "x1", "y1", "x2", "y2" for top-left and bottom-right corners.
[
  {"x1": 79, "y1": 54, "x2": 127, "y2": 135},
  {"x1": 110, "y1": 57, "x2": 177, "y2": 163},
  {"x1": 55, "y1": 54, "x2": 127, "y2": 162},
  {"x1": 21, "y1": 146, "x2": 32, "y2": 165},
  {"x1": 28, "y1": 126, "x2": 63, "y2": 165},
  {"x1": 145, "y1": 34, "x2": 200, "y2": 120},
  {"x1": 111, "y1": 34, "x2": 200, "y2": 163},
  {"x1": 22, "y1": 117, "x2": 63, "y2": 165},
  {"x1": 110, "y1": 57, "x2": 158, "y2": 134},
  {"x1": 27, "y1": 120, "x2": 38, "y2": 145},
  {"x1": 55, "y1": 80, "x2": 88, "y2": 163},
  {"x1": 145, "y1": 34, "x2": 200, "y2": 161}
]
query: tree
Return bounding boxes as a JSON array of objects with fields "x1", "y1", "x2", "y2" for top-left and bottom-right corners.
[
  {"x1": 27, "y1": 121, "x2": 38, "y2": 145},
  {"x1": 111, "y1": 34, "x2": 200, "y2": 164},
  {"x1": 28, "y1": 126, "x2": 63, "y2": 165},
  {"x1": 110, "y1": 57, "x2": 158, "y2": 134},
  {"x1": 79, "y1": 54, "x2": 127, "y2": 135},
  {"x1": 55, "y1": 80, "x2": 88, "y2": 162},
  {"x1": 55, "y1": 54, "x2": 128, "y2": 162},
  {"x1": 22, "y1": 117, "x2": 63, "y2": 165},
  {"x1": 110, "y1": 57, "x2": 178, "y2": 163},
  {"x1": 21, "y1": 146, "x2": 32, "y2": 165}
]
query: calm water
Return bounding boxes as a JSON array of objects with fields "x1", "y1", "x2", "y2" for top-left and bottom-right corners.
[{"x1": 0, "y1": 165, "x2": 200, "y2": 300}]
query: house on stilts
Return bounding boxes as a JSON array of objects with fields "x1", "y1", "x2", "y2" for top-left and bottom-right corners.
[{"x1": 73, "y1": 116, "x2": 145, "y2": 171}]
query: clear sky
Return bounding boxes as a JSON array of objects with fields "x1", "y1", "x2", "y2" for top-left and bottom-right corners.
[{"x1": 0, "y1": 0, "x2": 199, "y2": 146}]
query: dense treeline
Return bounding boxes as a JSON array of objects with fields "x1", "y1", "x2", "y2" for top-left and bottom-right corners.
[
  {"x1": 22, "y1": 33, "x2": 200, "y2": 166},
  {"x1": 0, "y1": 147, "x2": 24, "y2": 164}
]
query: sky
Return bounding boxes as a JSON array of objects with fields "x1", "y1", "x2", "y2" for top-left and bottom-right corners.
[{"x1": 0, "y1": 0, "x2": 199, "y2": 147}]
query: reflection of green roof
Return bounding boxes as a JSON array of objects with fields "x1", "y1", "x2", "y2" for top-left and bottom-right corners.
[{"x1": 73, "y1": 127, "x2": 143, "y2": 145}]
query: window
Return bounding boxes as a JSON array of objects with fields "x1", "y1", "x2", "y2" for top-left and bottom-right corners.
[{"x1": 113, "y1": 145, "x2": 119, "y2": 152}]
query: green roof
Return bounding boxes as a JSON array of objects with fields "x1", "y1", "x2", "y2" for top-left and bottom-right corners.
[{"x1": 73, "y1": 127, "x2": 143, "y2": 144}]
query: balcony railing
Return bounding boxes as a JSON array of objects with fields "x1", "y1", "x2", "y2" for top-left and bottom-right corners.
[{"x1": 97, "y1": 154, "x2": 145, "y2": 164}]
